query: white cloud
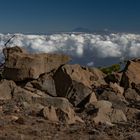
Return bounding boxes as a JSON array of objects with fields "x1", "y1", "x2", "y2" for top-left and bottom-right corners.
[
  {"x1": 0, "y1": 32, "x2": 140, "y2": 65},
  {"x1": 87, "y1": 61, "x2": 94, "y2": 67}
]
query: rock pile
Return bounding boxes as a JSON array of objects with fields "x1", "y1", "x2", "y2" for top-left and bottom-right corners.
[{"x1": 0, "y1": 46, "x2": 140, "y2": 140}]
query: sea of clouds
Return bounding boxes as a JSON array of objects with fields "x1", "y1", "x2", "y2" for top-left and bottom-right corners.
[{"x1": 0, "y1": 33, "x2": 140, "y2": 66}]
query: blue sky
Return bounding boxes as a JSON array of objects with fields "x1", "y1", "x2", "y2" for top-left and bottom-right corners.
[{"x1": 0, "y1": 0, "x2": 140, "y2": 33}]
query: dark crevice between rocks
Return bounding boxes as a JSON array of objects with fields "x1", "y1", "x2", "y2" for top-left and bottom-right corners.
[
  {"x1": 104, "y1": 74, "x2": 119, "y2": 84},
  {"x1": 76, "y1": 94, "x2": 92, "y2": 108},
  {"x1": 53, "y1": 65, "x2": 72, "y2": 98},
  {"x1": 120, "y1": 73, "x2": 129, "y2": 90},
  {"x1": 15, "y1": 79, "x2": 34, "y2": 88}
]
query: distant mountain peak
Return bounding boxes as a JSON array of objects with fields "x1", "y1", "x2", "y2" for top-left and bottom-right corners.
[
  {"x1": 72, "y1": 27, "x2": 92, "y2": 33},
  {"x1": 72, "y1": 27, "x2": 112, "y2": 34}
]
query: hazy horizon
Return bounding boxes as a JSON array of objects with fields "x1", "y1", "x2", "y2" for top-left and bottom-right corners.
[{"x1": 0, "y1": 0, "x2": 140, "y2": 33}]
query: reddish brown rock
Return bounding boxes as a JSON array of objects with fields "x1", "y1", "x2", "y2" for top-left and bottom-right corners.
[
  {"x1": 54, "y1": 64, "x2": 94, "y2": 88},
  {"x1": 110, "y1": 82, "x2": 124, "y2": 96},
  {"x1": 121, "y1": 59, "x2": 140, "y2": 89},
  {"x1": 97, "y1": 88, "x2": 127, "y2": 112},
  {"x1": 53, "y1": 64, "x2": 94, "y2": 106},
  {"x1": 124, "y1": 88, "x2": 140, "y2": 101},
  {"x1": 126, "y1": 132, "x2": 140, "y2": 140},
  {"x1": 92, "y1": 100, "x2": 127, "y2": 124},
  {"x1": 3, "y1": 46, "x2": 70, "y2": 81},
  {"x1": 3, "y1": 46, "x2": 26, "y2": 58},
  {"x1": 125, "y1": 107, "x2": 140, "y2": 120},
  {"x1": 88, "y1": 67, "x2": 107, "y2": 87},
  {"x1": 43, "y1": 106, "x2": 59, "y2": 122},
  {"x1": 0, "y1": 79, "x2": 16, "y2": 100},
  {"x1": 110, "y1": 109, "x2": 127, "y2": 123},
  {"x1": 13, "y1": 86, "x2": 45, "y2": 103},
  {"x1": 41, "y1": 97, "x2": 84, "y2": 124}
]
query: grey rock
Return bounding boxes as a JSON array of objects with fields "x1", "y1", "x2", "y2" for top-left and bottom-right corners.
[{"x1": 31, "y1": 72, "x2": 57, "y2": 97}]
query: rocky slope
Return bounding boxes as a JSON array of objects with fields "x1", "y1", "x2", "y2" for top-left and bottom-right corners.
[{"x1": 0, "y1": 46, "x2": 140, "y2": 140}]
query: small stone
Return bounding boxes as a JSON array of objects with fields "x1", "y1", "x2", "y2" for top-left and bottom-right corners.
[
  {"x1": 88, "y1": 92, "x2": 97, "y2": 104},
  {"x1": 43, "y1": 106, "x2": 59, "y2": 122},
  {"x1": 15, "y1": 117, "x2": 25, "y2": 124}
]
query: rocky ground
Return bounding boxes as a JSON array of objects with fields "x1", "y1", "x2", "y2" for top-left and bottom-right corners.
[{"x1": 0, "y1": 46, "x2": 140, "y2": 140}]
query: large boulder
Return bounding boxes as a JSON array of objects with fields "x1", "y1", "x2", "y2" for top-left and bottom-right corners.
[
  {"x1": 54, "y1": 64, "x2": 94, "y2": 88},
  {"x1": 120, "y1": 59, "x2": 140, "y2": 89},
  {"x1": 53, "y1": 64, "x2": 94, "y2": 106},
  {"x1": 3, "y1": 46, "x2": 70, "y2": 81}
]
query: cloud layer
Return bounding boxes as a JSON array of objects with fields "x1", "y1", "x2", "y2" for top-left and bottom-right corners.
[{"x1": 0, "y1": 33, "x2": 140, "y2": 66}]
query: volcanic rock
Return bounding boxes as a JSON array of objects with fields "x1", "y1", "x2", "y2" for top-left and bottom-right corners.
[
  {"x1": 92, "y1": 100, "x2": 112, "y2": 124},
  {"x1": 104, "y1": 72, "x2": 122, "y2": 84},
  {"x1": 88, "y1": 67, "x2": 107, "y2": 87},
  {"x1": 53, "y1": 64, "x2": 94, "y2": 106},
  {"x1": 40, "y1": 97, "x2": 83, "y2": 124},
  {"x1": 110, "y1": 109, "x2": 127, "y2": 123},
  {"x1": 22, "y1": 102, "x2": 44, "y2": 115},
  {"x1": 54, "y1": 64, "x2": 95, "y2": 88},
  {"x1": 92, "y1": 100, "x2": 127, "y2": 124},
  {"x1": 0, "y1": 46, "x2": 140, "y2": 139},
  {"x1": 31, "y1": 72, "x2": 56, "y2": 97},
  {"x1": 110, "y1": 82, "x2": 124, "y2": 96},
  {"x1": 133, "y1": 84, "x2": 140, "y2": 95},
  {"x1": 120, "y1": 59, "x2": 140, "y2": 89},
  {"x1": 88, "y1": 92, "x2": 98, "y2": 104},
  {"x1": 126, "y1": 132, "x2": 140, "y2": 140},
  {"x1": 124, "y1": 88, "x2": 140, "y2": 102},
  {"x1": 93, "y1": 100, "x2": 112, "y2": 109},
  {"x1": 97, "y1": 90, "x2": 127, "y2": 111},
  {"x1": 43, "y1": 106, "x2": 59, "y2": 122},
  {"x1": 3, "y1": 46, "x2": 26, "y2": 58},
  {"x1": 125, "y1": 107, "x2": 140, "y2": 120},
  {"x1": 3, "y1": 46, "x2": 70, "y2": 81},
  {"x1": 0, "y1": 79, "x2": 16, "y2": 100},
  {"x1": 12, "y1": 86, "x2": 44, "y2": 103}
]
